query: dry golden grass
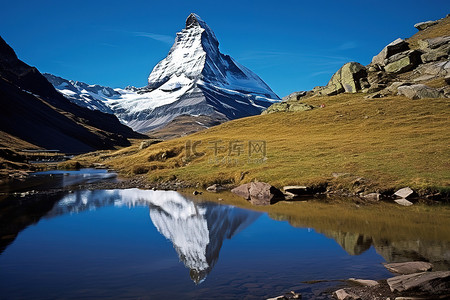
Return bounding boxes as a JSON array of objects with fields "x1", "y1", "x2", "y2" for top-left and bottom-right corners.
[{"x1": 73, "y1": 93, "x2": 450, "y2": 192}]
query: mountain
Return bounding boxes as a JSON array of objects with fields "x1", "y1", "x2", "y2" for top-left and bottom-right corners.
[
  {"x1": 46, "y1": 13, "x2": 279, "y2": 133},
  {"x1": 0, "y1": 35, "x2": 143, "y2": 154}
]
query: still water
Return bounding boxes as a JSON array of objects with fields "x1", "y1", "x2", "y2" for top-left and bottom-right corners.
[{"x1": 0, "y1": 174, "x2": 448, "y2": 299}]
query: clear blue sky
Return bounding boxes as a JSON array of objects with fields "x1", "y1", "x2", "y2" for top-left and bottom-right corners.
[{"x1": 1, "y1": 0, "x2": 448, "y2": 97}]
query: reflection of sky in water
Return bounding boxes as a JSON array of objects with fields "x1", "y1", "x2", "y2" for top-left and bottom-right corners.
[{"x1": 0, "y1": 189, "x2": 447, "y2": 299}]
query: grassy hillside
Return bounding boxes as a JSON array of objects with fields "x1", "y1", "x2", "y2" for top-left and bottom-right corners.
[{"x1": 73, "y1": 93, "x2": 450, "y2": 192}]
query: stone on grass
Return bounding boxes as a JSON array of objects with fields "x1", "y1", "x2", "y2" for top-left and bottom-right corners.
[
  {"x1": 397, "y1": 84, "x2": 443, "y2": 99},
  {"x1": 383, "y1": 261, "x2": 433, "y2": 275}
]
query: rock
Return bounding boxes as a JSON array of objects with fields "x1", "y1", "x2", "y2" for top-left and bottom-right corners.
[
  {"x1": 415, "y1": 61, "x2": 450, "y2": 78},
  {"x1": 333, "y1": 288, "x2": 361, "y2": 300},
  {"x1": 421, "y1": 43, "x2": 449, "y2": 63},
  {"x1": 249, "y1": 182, "x2": 284, "y2": 205},
  {"x1": 397, "y1": 84, "x2": 443, "y2": 99},
  {"x1": 321, "y1": 62, "x2": 367, "y2": 96},
  {"x1": 419, "y1": 36, "x2": 450, "y2": 50},
  {"x1": 231, "y1": 184, "x2": 251, "y2": 199},
  {"x1": 206, "y1": 184, "x2": 226, "y2": 192},
  {"x1": 383, "y1": 262, "x2": 433, "y2": 275},
  {"x1": 282, "y1": 91, "x2": 307, "y2": 101},
  {"x1": 139, "y1": 139, "x2": 163, "y2": 150},
  {"x1": 384, "y1": 50, "x2": 422, "y2": 74},
  {"x1": 348, "y1": 278, "x2": 379, "y2": 287},
  {"x1": 232, "y1": 182, "x2": 284, "y2": 205},
  {"x1": 414, "y1": 20, "x2": 439, "y2": 31},
  {"x1": 372, "y1": 38, "x2": 409, "y2": 66},
  {"x1": 266, "y1": 291, "x2": 301, "y2": 300},
  {"x1": 263, "y1": 102, "x2": 314, "y2": 114},
  {"x1": 394, "y1": 187, "x2": 415, "y2": 199},
  {"x1": 387, "y1": 271, "x2": 450, "y2": 294},
  {"x1": 362, "y1": 192, "x2": 380, "y2": 201},
  {"x1": 283, "y1": 186, "x2": 309, "y2": 197},
  {"x1": 395, "y1": 199, "x2": 413, "y2": 206}
]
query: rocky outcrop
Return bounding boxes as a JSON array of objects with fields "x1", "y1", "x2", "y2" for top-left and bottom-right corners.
[
  {"x1": 281, "y1": 91, "x2": 307, "y2": 101},
  {"x1": 264, "y1": 15, "x2": 449, "y2": 114},
  {"x1": 397, "y1": 84, "x2": 444, "y2": 99},
  {"x1": 231, "y1": 182, "x2": 284, "y2": 205},
  {"x1": 262, "y1": 102, "x2": 314, "y2": 114},
  {"x1": 318, "y1": 62, "x2": 368, "y2": 96},
  {"x1": 372, "y1": 38, "x2": 410, "y2": 66},
  {"x1": 415, "y1": 20, "x2": 439, "y2": 31}
]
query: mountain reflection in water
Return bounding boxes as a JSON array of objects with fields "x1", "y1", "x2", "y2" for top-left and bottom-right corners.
[
  {"x1": 1, "y1": 188, "x2": 449, "y2": 291},
  {"x1": 46, "y1": 189, "x2": 261, "y2": 283}
]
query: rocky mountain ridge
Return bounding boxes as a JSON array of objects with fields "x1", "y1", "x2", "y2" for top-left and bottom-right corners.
[
  {"x1": 0, "y1": 35, "x2": 143, "y2": 154},
  {"x1": 265, "y1": 15, "x2": 449, "y2": 114}
]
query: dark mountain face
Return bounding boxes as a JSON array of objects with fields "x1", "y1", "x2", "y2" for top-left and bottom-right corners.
[{"x1": 0, "y1": 36, "x2": 144, "y2": 153}]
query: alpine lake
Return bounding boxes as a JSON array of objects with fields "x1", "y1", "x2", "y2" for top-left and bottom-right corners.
[{"x1": 0, "y1": 169, "x2": 449, "y2": 299}]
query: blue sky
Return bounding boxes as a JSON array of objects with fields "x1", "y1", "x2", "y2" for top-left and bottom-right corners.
[{"x1": 1, "y1": 0, "x2": 448, "y2": 97}]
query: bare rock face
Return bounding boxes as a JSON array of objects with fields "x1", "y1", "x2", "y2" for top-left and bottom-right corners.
[
  {"x1": 384, "y1": 50, "x2": 422, "y2": 74},
  {"x1": 372, "y1": 38, "x2": 410, "y2": 66},
  {"x1": 383, "y1": 261, "x2": 433, "y2": 275},
  {"x1": 397, "y1": 84, "x2": 444, "y2": 99},
  {"x1": 319, "y1": 62, "x2": 368, "y2": 96},
  {"x1": 387, "y1": 271, "x2": 450, "y2": 294}
]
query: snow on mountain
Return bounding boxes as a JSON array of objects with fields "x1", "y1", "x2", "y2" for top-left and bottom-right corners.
[
  {"x1": 43, "y1": 73, "x2": 117, "y2": 114},
  {"x1": 46, "y1": 188, "x2": 261, "y2": 284},
  {"x1": 46, "y1": 13, "x2": 280, "y2": 133}
]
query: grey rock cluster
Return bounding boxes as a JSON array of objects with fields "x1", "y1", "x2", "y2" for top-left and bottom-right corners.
[{"x1": 269, "y1": 16, "x2": 449, "y2": 110}]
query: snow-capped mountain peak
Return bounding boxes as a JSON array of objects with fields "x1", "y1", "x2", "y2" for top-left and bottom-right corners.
[{"x1": 46, "y1": 13, "x2": 280, "y2": 133}]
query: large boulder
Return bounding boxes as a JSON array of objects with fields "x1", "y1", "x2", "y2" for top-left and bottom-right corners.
[
  {"x1": 387, "y1": 271, "x2": 450, "y2": 294},
  {"x1": 384, "y1": 50, "x2": 422, "y2": 74},
  {"x1": 231, "y1": 182, "x2": 284, "y2": 205},
  {"x1": 372, "y1": 38, "x2": 410, "y2": 66},
  {"x1": 383, "y1": 261, "x2": 433, "y2": 275},
  {"x1": 263, "y1": 102, "x2": 313, "y2": 114},
  {"x1": 397, "y1": 84, "x2": 444, "y2": 99},
  {"x1": 320, "y1": 62, "x2": 368, "y2": 96}
]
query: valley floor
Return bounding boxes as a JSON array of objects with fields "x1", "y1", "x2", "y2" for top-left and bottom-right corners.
[{"x1": 67, "y1": 93, "x2": 449, "y2": 200}]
